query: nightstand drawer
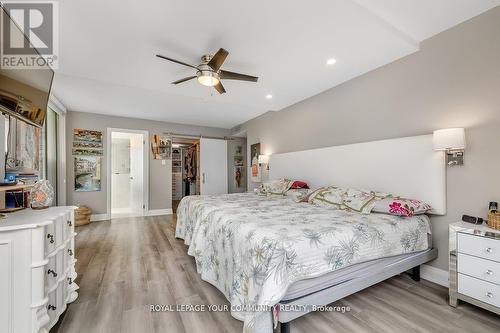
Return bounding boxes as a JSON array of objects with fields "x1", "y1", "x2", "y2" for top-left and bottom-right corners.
[
  {"x1": 458, "y1": 273, "x2": 500, "y2": 308},
  {"x1": 458, "y1": 253, "x2": 500, "y2": 285},
  {"x1": 457, "y1": 233, "x2": 500, "y2": 262}
]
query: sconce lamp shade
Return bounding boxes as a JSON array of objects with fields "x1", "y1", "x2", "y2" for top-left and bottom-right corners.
[
  {"x1": 433, "y1": 128, "x2": 466, "y2": 151},
  {"x1": 258, "y1": 154, "x2": 270, "y2": 164}
]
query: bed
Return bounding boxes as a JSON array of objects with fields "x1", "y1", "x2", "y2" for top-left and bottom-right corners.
[
  {"x1": 176, "y1": 192, "x2": 436, "y2": 333},
  {"x1": 175, "y1": 134, "x2": 444, "y2": 333}
]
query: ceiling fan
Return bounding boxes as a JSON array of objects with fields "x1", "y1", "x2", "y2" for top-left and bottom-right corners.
[{"x1": 156, "y1": 48, "x2": 258, "y2": 94}]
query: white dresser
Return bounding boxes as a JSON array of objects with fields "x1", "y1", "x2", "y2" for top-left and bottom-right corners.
[
  {"x1": 449, "y1": 222, "x2": 500, "y2": 315},
  {"x1": 0, "y1": 206, "x2": 79, "y2": 333}
]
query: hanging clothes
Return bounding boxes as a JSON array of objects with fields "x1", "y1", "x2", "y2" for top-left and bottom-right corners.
[{"x1": 185, "y1": 145, "x2": 197, "y2": 182}]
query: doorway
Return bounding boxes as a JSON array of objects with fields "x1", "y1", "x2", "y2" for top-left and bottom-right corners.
[
  {"x1": 171, "y1": 137, "x2": 199, "y2": 213},
  {"x1": 107, "y1": 128, "x2": 148, "y2": 218},
  {"x1": 171, "y1": 136, "x2": 228, "y2": 213}
]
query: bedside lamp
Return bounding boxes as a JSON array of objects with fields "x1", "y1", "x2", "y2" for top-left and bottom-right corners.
[
  {"x1": 433, "y1": 128, "x2": 466, "y2": 166},
  {"x1": 258, "y1": 154, "x2": 270, "y2": 170}
]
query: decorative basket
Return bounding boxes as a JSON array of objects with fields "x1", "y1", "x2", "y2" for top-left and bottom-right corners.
[
  {"x1": 75, "y1": 205, "x2": 92, "y2": 226},
  {"x1": 487, "y1": 210, "x2": 500, "y2": 230}
]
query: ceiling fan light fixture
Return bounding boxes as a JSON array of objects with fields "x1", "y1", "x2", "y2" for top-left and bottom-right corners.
[{"x1": 197, "y1": 70, "x2": 220, "y2": 87}]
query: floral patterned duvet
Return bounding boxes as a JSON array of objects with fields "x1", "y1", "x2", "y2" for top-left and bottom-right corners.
[{"x1": 176, "y1": 193, "x2": 431, "y2": 333}]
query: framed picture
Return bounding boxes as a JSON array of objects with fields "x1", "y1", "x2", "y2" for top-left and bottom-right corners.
[
  {"x1": 73, "y1": 128, "x2": 103, "y2": 156},
  {"x1": 74, "y1": 156, "x2": 102, "y2": 192},
  {"x1": 250, "y1": 142, "x2": 261, "y2": 182},
  {"x1": 234, "y1": 166, "x2": 244, "y2": 188},
  {"x1": 72, "y1": 148, "x2": 103, "y2": 156},
  {"x1": 151, "y1": 134, "x2": 172, "y2": 160},
  {"x1": 6, "y1": 119, "x2": 41, "y2": 172},
  {"x1": 234, "y1": 155, "x2": 244, "y2": 167},
  {"x1": 73, "y1": 129, "x2": 103, "y2": 147}
]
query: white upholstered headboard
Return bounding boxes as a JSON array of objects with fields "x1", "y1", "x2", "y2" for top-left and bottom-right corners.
[{"x1": 269, "y1": 135, "x2": 446, "y2": 215}]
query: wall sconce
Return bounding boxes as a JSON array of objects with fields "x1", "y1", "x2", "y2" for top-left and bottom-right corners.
[
  {"x1": 433, "y1": 128, "x2": 466, "y2": 166},
  {"x1": 258, "y1": 154, "x2": 270, "y2": 170}
]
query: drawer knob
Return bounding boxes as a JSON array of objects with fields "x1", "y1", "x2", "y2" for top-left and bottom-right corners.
[
  {"x1": 68, "y1": 249, "x2": 73, "y2": 256},
  {"x1": 486, "y1": 247, "x2": 493, "y2": 253},
  {"x1": 47, "y1": 234, "x2": 54, "y2": 244},
  {"x1": 486, "y1": 292, "x2": 494, "y2": 298},
  {"x1": 67, "y1": 220, "x2": 73, "y2": 227},
  {"x1": 486, "y1": 270, "x2": 494, "y2": 276},
  {"x1": 47, "y1": 269, "x2": 57, "y2": 277},
  {"x1": 47, "y1": 304, "x2": 56, "y2": 311},
  {"x1": 67, "y1": 277, "x2": 73, "y2": 285}
]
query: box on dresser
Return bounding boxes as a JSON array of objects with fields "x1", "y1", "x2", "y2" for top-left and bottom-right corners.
[
  {"x1": 0, "y1": 207, "x2": 78, "y2": 333},
  {"x1": 449, "y1": 222, "x2": 500, "y2": 315}
]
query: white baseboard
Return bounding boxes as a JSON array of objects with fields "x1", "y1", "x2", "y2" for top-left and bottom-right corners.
[
  {"x1": 91, "y1": 209, "x2": 172, "y2": 221},
  {"x1": 145, "y1": 208, "x2": 173, "y2": 217},
  {"x1": 90, "y1": 213, "x2": 111, "y2": 222},
  {"x1": 421, "y1": 264, "x2": 449, "y2": 287}
]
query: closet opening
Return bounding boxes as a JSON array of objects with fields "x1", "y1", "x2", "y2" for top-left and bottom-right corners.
[
  {"x1": 171, "y1": 137, "x2": 199, "y2": 214},
  {"x1": 171, "y1": 135, "x2": 229, "y2": 213}
]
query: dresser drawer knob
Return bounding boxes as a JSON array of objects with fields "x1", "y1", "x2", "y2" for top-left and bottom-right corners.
[
  {"x1": 67, "y1": 220, "x2": 72, "y2": 227},
  {"x1": 486, "y1": 270, "x2": 494, "y2": 276},
  {"x1": 68, "y1": 249, "x2": 73, "y2": 256},
  {"x1": 47, "y1": 234, "x2": 54, "y2": 244},
  {"x1": 47, "y1": 304, "x2": 56, "y2": 311},
  {"x1": 486, "y1": 247, "x2": 493, "y2": 253},
  {"x1": 47, "y1": 269, "x2": 58, "y2": 277},
  {"x1": 486, "y1": 292, "x2": 494, "y2": 298},
  {"x1": 67, "y1": 277, "x2": 73, "y2": 285}
]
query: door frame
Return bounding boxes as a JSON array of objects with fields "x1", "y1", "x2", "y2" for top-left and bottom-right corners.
[{"x1": 106, "y1": 128, "x2": 149, "y2": 218}]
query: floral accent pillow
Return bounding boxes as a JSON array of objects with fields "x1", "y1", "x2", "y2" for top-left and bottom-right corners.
[
  {"x1": 308, "y1": 186, "x2": 344, "y2": 208},
  {"x1": 286, "y1": 188, "x2": 311, "y2": 202},
  {"x1": 308, "y1": 186, "x2": 386, "y2": 214},
  {"x1": 258, "y1": 178, "x2": 291, "y2": 196},
  {"x1": 372, "y1": 198, "x2": 432, "y2": 217}
]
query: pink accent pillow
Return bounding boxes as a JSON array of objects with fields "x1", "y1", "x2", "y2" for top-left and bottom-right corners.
[{"x1": 372, "y1": 198, "x2": 432, "y2": 217}]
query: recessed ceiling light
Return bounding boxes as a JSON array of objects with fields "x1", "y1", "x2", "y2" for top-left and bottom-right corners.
[
  {"x1": 326, "y1": 58, "x2": 337, "y2": 65},
  {"x1": 266, "y1": 94, "x2": 273, "y2": 99}
]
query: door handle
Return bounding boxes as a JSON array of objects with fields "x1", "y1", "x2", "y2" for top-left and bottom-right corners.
[{"x1": 202, "y1": 173, "x2": 206, "y2": 184}]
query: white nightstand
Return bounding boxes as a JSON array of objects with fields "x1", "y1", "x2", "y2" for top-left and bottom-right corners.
[{"x1": 449, "y1": 222, "x2": 500, "y2": 315}]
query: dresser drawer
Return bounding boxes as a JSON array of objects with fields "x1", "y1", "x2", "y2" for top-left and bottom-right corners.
[
  {"x1": 457, "y1": 233, "x2": 500, "y2": 262},
  {"x1": 458, "y1": 273, "x2": 500, "y2": 308},
  {"x1": 458, "y1": 253, "x2": 500, "y2": 285}
]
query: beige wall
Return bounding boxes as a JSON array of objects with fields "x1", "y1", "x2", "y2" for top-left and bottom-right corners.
[
  {"x1": 66, "y1": 111, "x2": 230, "y2": 214},
  {"x1": 234, "y1": 7, "x2": 500, "y2": 271}
]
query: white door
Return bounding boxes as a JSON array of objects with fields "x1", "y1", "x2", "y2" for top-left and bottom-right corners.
[
  {"x1": 200, "y1": 138, "x2": 228, "y2": 195},
  {"x1": 129, "y1": 134, "x2": 144, "y2": 214}
]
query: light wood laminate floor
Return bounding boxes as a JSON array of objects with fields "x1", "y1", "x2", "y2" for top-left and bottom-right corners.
[{"x1": 53, "y1": 215, "x2": 500, "y2": 333}]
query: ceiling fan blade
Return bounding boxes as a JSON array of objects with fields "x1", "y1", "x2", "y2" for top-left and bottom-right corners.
[
  {"x1": 207, "y1": 48, "x2": 229, "y2": 71},
  {"x1": 156, "y1": 54, "x2": 198, "y2": 70},
  {"x1": 214, "y1": 81, "x2": 226, "y2": 94},
  {"x1": 220, "y1": 70, "x2": 258, "y2": 82},
  {"x1": 172, "y1": 76, "x2": 197, "y2": 84}
]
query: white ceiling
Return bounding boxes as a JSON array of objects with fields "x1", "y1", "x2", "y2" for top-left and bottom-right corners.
[{"x1": 51, "y1": 0, "x2": 500, "y2": 129}]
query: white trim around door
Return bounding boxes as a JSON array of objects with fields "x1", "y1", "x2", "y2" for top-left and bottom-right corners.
[{"x1": 106, "y1": 128, "x2": 149, "y2": 218}]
